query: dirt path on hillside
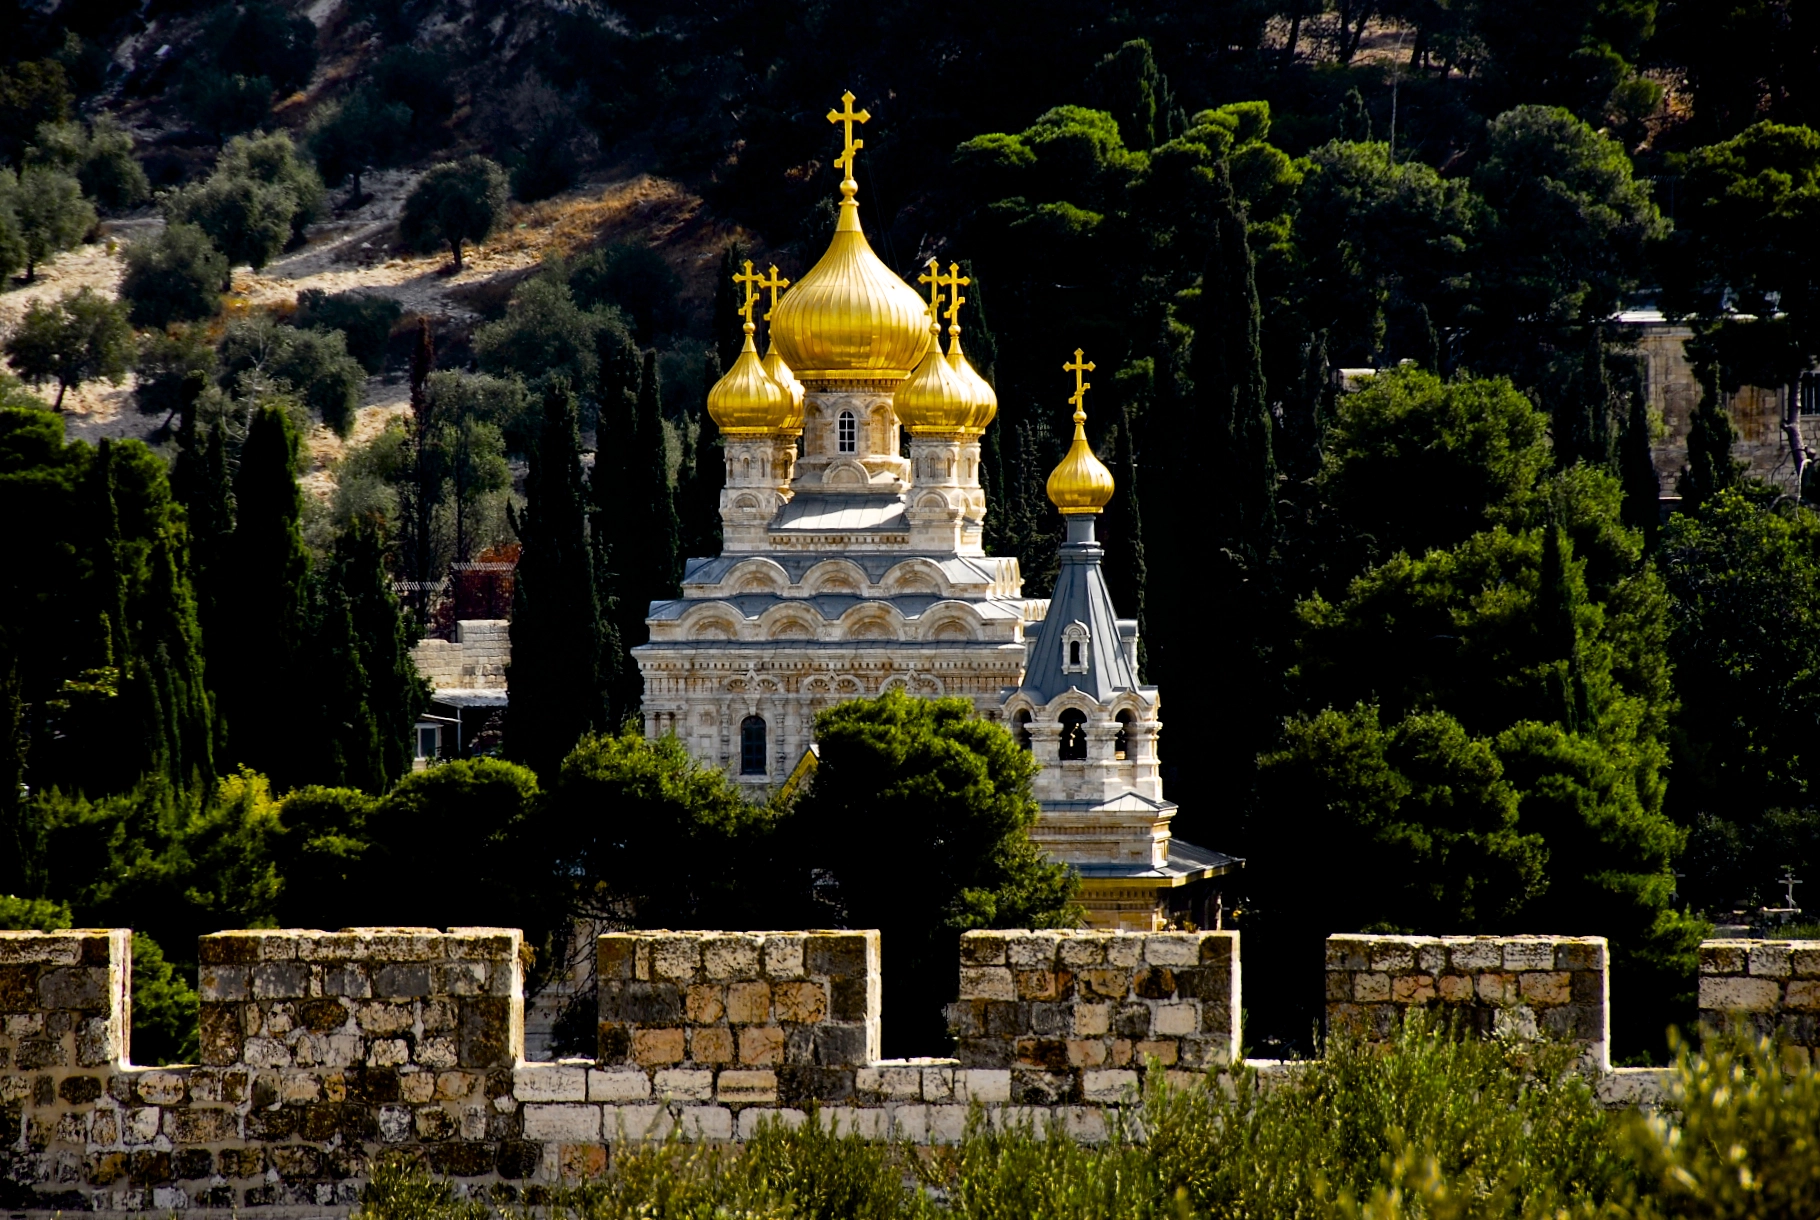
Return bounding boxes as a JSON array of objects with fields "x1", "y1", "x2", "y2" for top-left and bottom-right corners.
[{"x1": 1, "y1": 172, "x2": 742, "y2": 492}]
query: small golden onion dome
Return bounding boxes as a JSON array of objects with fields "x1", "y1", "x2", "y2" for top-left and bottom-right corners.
[
  {"x1": 708, "y1": 324, "x2": 795, "y2": 434},
  {"x1": 761, "y1": 340, "x2": 806, "y2": 418},
  {"x1": 768, "y1": 191, "x2": 931, "y2": 382},
  {"x1": 895, "y1": 316, "x2": 978, "y2": 433},
  {"x1": 1047, "y1": 403, "x2": 1115, "y2": 514},
  {"x1": 947, "y1": 328, "x2": 998, "y2": 431}
]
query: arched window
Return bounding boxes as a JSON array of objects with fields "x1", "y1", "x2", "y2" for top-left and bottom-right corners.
[
  {"x1": 1013, "y1": 709, "x2": 1033, "y2": 752},
  {"x1": 1114, "y1": 710, "x2": 1134, "y2": 760},
  {"x1": 1061, "y1": 621, "x2": 1090, "y2": 673},
  {"x1": 1059, "y1": 709, "x2": 1088, "y2": 761},
  {"x1": 740, "y1": 715, "x2": 767, "y2": 775},
  {"x1": 837, "y1": 411, "x2": 857, "y2": 453}
]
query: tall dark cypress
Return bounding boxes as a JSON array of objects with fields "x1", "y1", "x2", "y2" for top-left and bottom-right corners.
[
  {"x1": 508, "y1": 381, "x2": 611, "y2": 777},
  {"x1": 676, "y1": 348, "x2": 724, "y2": 561},
  {"x1": 0, "y1": 659, "x2": 27, "y2": 895},
  {"x1": 335, "y1": 517, "x2": 427, "y2": 787},
  {"x1": 1146, "y1": 157, "x2": 1276, "y2": 825},
  {"x1": 1102, "y1": 400, "x2": 1149, "y2": 676},
  {"x1": 303, "y1": 576, "x2": 382, "y2": 792},
  {"x1": 1618, "y1": 379, "x2": 1660, "y2": 550},
  {"x1": 401, "y1": 320, "x2": 439, "y2": 623},
  {"x1": 1676, "y1": 359, "x2": 1742, "y2": 513},
  {"x1": 603, "y1": 350, "x2": 681, "y2": 714},
  {"x1": 220, "y1": 405, "x2": 309, "y2": 776}
]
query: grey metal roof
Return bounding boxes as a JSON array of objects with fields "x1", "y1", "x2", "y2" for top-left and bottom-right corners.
[
  {"x1": 681, "y1": 550, "x2": 1004, "y2": 585},
  {"x1": 772, "y1": 494, "x2": 907, "y2": 533},
  {"x1": 1018, "y1": 525, "x2": 1140, "y2": 704},
  {"x1": 645, "y1": 591, "x2": 1028, "y2": 624},
  {"x1": 1071, "y1": 837, "x2": 1245, "y2": 880},
  {"x1": 430, "y1": 689, "x2": 509, "y2": 708}
]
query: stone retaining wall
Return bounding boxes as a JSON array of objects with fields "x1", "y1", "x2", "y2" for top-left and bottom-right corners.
[
  {"x1": 409, "y1": 620, "x2": 510, "y2": 691},
  {"x1": 1325, "y1": 934, "x2": 1610, "y2": 1069},
  {"x1": 1697, "y1": 938, "x2": 1820, "y2": 1056}
]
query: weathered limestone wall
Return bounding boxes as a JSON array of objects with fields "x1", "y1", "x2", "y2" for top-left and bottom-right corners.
[
  {"x1": 1697, "y1": 938, "x2": 1820, "y2": 1055},
  {"x1": 947, "y1": 930, "x2": 1238, "y2": 1107},
  {"x1": 408, "y1": 620, "x2": 510, "y2": 691},
  {"x1": 8, "y1": 926, "x2": 1813, "y2": 1215},
  {"x1": 1325, "y1": 934, "x2": 1610, "y2": 1070}
]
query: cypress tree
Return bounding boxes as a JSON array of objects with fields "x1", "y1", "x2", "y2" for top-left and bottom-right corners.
[
  {"x1": 675, "y1": 348, "x2": 724, "y2": 560},
  {"x1": 335, "y1": 517, "x2": 427, "y2": 787},
  {"x1": 220, "y1": 404, "x2": 309, "y2": 776},
  {"x1": 401, "y1": 320, "x2": 439, "y2": 622},
  {"x1": 1618, "y1": 380, "x2": 1660, "y2": 550},
  {"x1": 1676, "y1": 360, "x2": 1742, "y2": 513},
  {"x1": 304, "y1": 576, "x2": 382, "y2": 791},
  {"x1": 508, "y1": 381, "x2": 612, "y2": 776},
  {"x1": 603, "y1": 349, "x2": 681, "y2": 714},
  {"x1": 0, "y1": 659, "x2": 26, "y2": 895},
  {"x1": 1101, "y1": 399, "x2": 1149, "y2": 676}
]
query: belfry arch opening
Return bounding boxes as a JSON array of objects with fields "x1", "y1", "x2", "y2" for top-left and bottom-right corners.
[{"x1": 1058, "y1": 709, "x2": 1087, "y2": 761}]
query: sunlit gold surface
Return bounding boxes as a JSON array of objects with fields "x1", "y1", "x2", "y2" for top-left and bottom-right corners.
[
  {"x1": 1047, "y1": 350, "x2": 1115, "y2": 514},
  {"x1": 759, "y1": 264, "x2": 806, "y2": 412},
  {"x1": 708, "y1": 324, "x2": 796, "y2": 434},
  {"x1": 768, "y1": 94, "x2": 931, "y2": 382}
]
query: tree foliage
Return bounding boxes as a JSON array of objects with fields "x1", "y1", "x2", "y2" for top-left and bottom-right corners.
[
  {"x1": 120, "y1": 224, "x2": 227, "y2": 328},
  {"x1": 4, "y1": 287, "x2": 131, "y2": 409},
  {"x1": 400, "y1": 156, "x2": 508, "y2": 269}
]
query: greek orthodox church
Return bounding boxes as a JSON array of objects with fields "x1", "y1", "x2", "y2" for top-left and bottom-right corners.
[{"x1": 632, "y1": 95, "x2": 1239, "y2": 930}]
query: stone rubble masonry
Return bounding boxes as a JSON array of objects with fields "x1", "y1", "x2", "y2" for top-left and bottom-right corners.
[
  {"x1": 945, "y1": 930, "x2": 1240, "y2": 1105},
  {"x1": 1697, "y1": 939, "x2": 1820, "y2": 1058},
  {"x1": 5, "y1": 926, "x2": 1779, "y2": 1215},
  {"x1": 1324, "y1": 934, "x2": 1611, "y2": 1071}
]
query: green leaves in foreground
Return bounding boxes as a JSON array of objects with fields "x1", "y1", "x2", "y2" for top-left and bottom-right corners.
[{"x1": 347, "y1": 1018, "x2": 1820, "y2": 1220}]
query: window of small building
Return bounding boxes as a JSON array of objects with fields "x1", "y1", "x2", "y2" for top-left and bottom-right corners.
[
  {"x1": 1059, "y1": 708, "x2": 1087, "y2": 760},
  {"x1": 838, "y1": 410, "x2": 857, "y2": 452},
  {"x1": 1114, "y1": 710, "x2": 1133, "y2": 760},
  {"x1": 740, "y1": 715, "x2": 767, "y2": 775},
  {"x1": 415, "y1": 723, "x2": 440, "y2": 760},
  {"x1": 1013, "y1": 709, "x2": 1033, "y2": 751},
  {"x1": 1802, "y1": 370, "x2": 1820, "y2": 417}
]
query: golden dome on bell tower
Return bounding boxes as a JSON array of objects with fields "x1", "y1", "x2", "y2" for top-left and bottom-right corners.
[
  {"x1": 1047, "y1": 349, "x2": 1115, "y2": 514},
  {"x1": 767, "y1": 93, "x2": 931, "y2": 383},
  {"x1": 896, "y1": 259, "x2": 983, "y2": 434}
]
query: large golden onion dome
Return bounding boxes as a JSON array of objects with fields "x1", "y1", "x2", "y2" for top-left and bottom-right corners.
[
  {"x1": 768, "y1": 97, "x2": 930, "y2": 382},
  {"x1": 1047, "y1": 351, "x2": 1115, "y2": 514},
  {"x1": 895, "y1": 311, "x2": 976, "y2": 434},
  {"x1": 708, "y1": 323, "x2": 798, "y2": 434}
]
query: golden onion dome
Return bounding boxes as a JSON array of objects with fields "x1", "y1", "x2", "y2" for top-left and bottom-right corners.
[
  {"x1": 946, "y1": 328, "x2": 999, "y2": 431},
  {"x1": 1047, "y1": 351, "x2": 1115, "y2": 514},
  {"x1": 708, "y1": 324, "x2": 796, "y2": 435},
  {"x1": 762, "y1": 341, "x2": 806, "y2": 415},
  {"x1": 767, "y1": 184, "x2": 930, "y2": 382},
  {"x1": 895, "y1": 314, "x2": 977, "y2": 433}
]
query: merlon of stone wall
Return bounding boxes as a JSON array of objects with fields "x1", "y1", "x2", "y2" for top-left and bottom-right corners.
[{"x1": 1697, "y1": 939, "x2": 1820, "y2": 1057}]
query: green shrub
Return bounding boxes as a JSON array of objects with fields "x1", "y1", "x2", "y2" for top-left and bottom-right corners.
[{"x1": 293, "y1": 288, "x2": 402, "y2": 374}]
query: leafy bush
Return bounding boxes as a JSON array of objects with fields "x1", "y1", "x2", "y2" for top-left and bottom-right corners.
[
  {"x1": 218, "y1": 316, "x2": 366, "y2": 435},
  {"x1": 9, "y1": 164, "x2": 94, "y2": 278},
  {"x1": 293, "y1": 288, "x2": 402, "y2": 374},
  {"x1": 29, "y1": 116, "x2": 148, "y2": 212},
  {"x1": 120, "y1": 223, "x2": 227, "y2": 327}
]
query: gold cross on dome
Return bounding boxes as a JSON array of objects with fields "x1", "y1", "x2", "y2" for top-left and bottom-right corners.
[
  {"x1": 916, "y1": 258, "x2": 945, "y2": 321},
  {"x1": 828, "y1": 91, "x2": 870, "y2": 180},
  {"x1": 1064, "y1": 349, "x2": 1096, "y2": 412},
  {"x1": 731, "y1": 259, "x2": 763, "y2": 325},
  {"x1": 757, "y1": 264, "x2": 790, "y2": 321},
  {"x1": 939, "y1": 262, "x2": 971, "y2": 328}
]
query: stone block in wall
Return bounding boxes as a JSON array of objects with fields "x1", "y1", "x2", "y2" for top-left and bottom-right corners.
[
  {"x1": 1324, "y1": 934, "x2": 1609, "y2": 1070},
  {"x1": 593, "y1": 931, "x2": 879, "y2": 1121},
  {"x1": 1698, "y1": 938, "x2": 1820, "y2": 1056},
  {"x1": 945, "y1": 931, "x2": 1239, "y2": 1103},
  {"x1": 0, "y1": 929, "x2": 130, "y2": 1074}
]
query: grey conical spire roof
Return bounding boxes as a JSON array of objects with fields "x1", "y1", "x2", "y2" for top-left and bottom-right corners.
[{"x1": 1019, "y1": 516, "x2": 1139, "y2": 704}]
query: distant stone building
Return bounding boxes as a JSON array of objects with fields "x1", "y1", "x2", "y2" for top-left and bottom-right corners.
[
  {"x1": 631, "y1": 98, "x2": 1238, "y2": 930},
  {"x1": 1628, "y1": 310, "x2": 1816, "y2": 501},
  {"x1": 408, "y1": 618, "x2": 509, "y2": 766}
]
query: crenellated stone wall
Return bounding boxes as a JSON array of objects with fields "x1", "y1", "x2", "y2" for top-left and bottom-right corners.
[
  {"x1": 1697, "y1": 939, "x2": 1820, "y2": 1057},
  {"x1": 946, "y1": 930, "x2": 1239, "y2": 1107},
  {"x1": 3, "y1": 925, "x2": 1811, "y2": 1215},
  {"x1": 1325, "y1": 934, "x2": 1610, "y2": 1070}
]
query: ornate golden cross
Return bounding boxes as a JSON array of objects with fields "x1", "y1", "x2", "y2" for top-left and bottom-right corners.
[
  {"x1": 916, "y1": 258, "x2": 945, "y2": 322},
  {"x1": 732, "y1": 259, "x2": 763, "y2": 324},
  {"x1": 1064, "y1": 349, "x2": 1095, "y2": 411},
  {"x1": 827, "y1": 91, "x2": 870, "y2": 179},
  {"x1": 757, "y1": 264, "x2": 790, "y2": 321},
  {"x1": 939, "y1": 262, "x2": 971, "y2": 328}
]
